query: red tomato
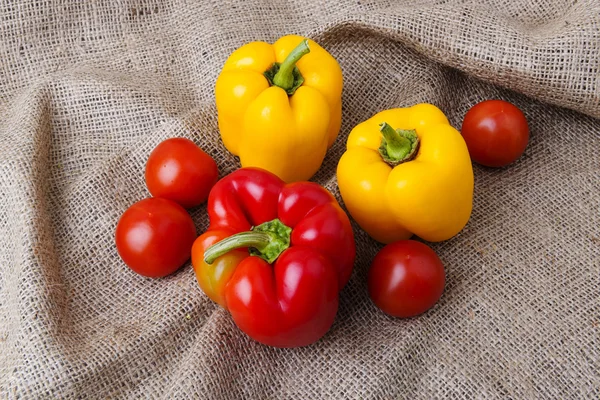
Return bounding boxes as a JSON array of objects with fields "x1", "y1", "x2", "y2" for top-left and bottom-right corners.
[
  {"x1": 115, "y1": 197, "x2": 197, "y2": 278},
  {"x1": 145, "y1": 138, "x2": 219, "y2": 208},
  {"x1": 461, "y1": 100, "x2": 529, "y2": 167},
  {"x1": 368, "y1": 240, "x2": 445, "y2": 318}
]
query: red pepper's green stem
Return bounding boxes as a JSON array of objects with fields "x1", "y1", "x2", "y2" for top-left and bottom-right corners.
[
  {"x1": 204, "y1": 232, "x2": 271, "y2": 264},
  {"x1": 379, "y1": 122, "x2": 420, "y2": 166},
  {"x1": 204, "y1": 219, "x2": 292, "y2": 265},
  {"x1": 272, "y1": 39, "x2": 310, "y2": 91}
]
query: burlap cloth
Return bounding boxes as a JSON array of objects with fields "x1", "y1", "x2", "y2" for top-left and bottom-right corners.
[{"x1": 1, "y1": 0, "x2": 598, "y2": 398}]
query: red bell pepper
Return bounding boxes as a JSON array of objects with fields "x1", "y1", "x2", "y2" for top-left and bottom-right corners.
[{"x1": 191, "y1": 167, "x2": 355, "y2": 348}]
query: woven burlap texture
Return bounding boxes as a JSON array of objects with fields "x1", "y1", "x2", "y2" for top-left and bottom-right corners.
[{"x1": 1, "y1": 0, "x2": 598, "y2": 398}]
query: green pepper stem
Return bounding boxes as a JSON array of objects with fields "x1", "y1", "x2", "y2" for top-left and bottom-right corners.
[
  {"x1": 204, "y1": 219, "x2": 292, "y2": 265},
  {"x1": 272, "y1": 39, "x2": 310, "y2": 91},
  {"x1": 379, "y1": 122, "x2": 420, "y2": 166},
  {"x1": 204, "y1": 232, "x2": 271, "y2": 264}
]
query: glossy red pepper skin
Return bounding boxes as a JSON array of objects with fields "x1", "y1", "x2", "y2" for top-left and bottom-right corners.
[{"x1": 191, "y1": 168, "x2": 355, "y2": 347}]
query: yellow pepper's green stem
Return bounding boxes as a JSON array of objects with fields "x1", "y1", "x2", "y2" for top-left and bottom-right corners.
[
  {"x1": 204, "y1": 219, "x2": 292, "y2": 265},
  {"x1": 264, "y1": 40, "x2": 310, "y2": 95},
  {"x1": 379, "y1": 122, "x2": 420, "y2": 166},
  {"x1": 273, "y1": 39, "x2": 310, "y2": 90}
]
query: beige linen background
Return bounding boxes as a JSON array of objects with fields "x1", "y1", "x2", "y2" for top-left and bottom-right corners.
[{"x1": 0, "y1": 0, "x2": 599, "y2": 398}]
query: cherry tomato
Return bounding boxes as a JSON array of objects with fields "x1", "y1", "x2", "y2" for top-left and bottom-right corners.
[
  {"x1": 115, "y1": 197, "x2": 197, "y2": 278},
  {"x1": 145, "y1": 137, "x2": 219, "y2": 208},
  {"x1": 368, "y1": 240, "x2": 445, "y2": 318},
  {"x1": 461, "y1": 100, "x2": 529, "y2": 167}
]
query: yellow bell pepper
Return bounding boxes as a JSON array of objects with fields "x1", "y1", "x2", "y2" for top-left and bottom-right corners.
[
  {"x1": 215, "y1": 35, "x2": 343, "y2": 183},
  {"x1": 336, "y1": 104, "x2": 474, "y2": 243}
]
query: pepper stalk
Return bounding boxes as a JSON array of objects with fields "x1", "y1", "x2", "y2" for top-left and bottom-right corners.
[
  {"x1": 263, "y1": 39, "x2": 310, "y2": 95},
  {"x1": 204, "y1": 219, "x2": 292, "y2": 265},
  {"x1": 378, "y1": 122, "x2": 420, "y2": 166}
]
